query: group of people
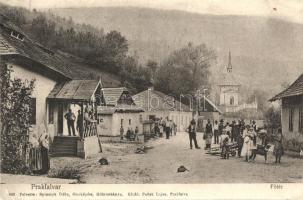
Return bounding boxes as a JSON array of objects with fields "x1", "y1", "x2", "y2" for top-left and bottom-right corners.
[
  {"x1": 158, "y1": 117, "x2": 177, "y2": 139},
  {"x1": 187, "y1": 118, "x2": 284, "y2": 163},
  {"x1": 120, "y1": 126, "x2": 140, "y2": 141},
  {"x1": 64, "y1": 107, "x2": 95, "y2": 138}
]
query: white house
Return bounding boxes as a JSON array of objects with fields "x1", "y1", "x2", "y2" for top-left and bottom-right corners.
[
  {"x1": 270, "y1": 73, "x2": 303, "y2": 152},
  {"x1": 97, "y1": 87, "x2": 144, "y2": 138},
  {"x1": 133, "y1": 88, "x2": 193, "y2": 131}
]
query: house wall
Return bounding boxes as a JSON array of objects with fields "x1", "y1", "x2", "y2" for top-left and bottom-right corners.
[
  {"x1": 97, "y1": 114, "x2": 113, "y2": 136},
  {"x1": 141, "y1": 110, "x2": 169, "y2": 121},
  {"x1": 112, "y1": 112, "x2": 143, "y2": 136},
  {"x1": 97, "y1": 112, "x2": 143, "y2": 136},
  {"x1": 141, "y1": 110, "x2": 192, "y2": 131},
  {"x1": 281, "y1": 97, "x2": 303, "y2": 147},
  {"x1": 169, "y1": 111, "x2": 192, "y2": 131},
  {"x1": 9, "y1": 62, "x2": 57, "y2": 138}
]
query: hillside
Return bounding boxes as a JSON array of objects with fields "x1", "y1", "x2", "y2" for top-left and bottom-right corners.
[{"x1": 50, "y1": 7, "x2": 303, "y2": 95}]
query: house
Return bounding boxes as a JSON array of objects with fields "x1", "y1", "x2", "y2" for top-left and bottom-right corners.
[
  {"x1": 133, "y1": 87, "x2": 193, "y2": 131},
  {"x1": 270, "y1": 73, "x2": 303, "y2": 150},
  {"x1": 0, "y1": 15, "x2": 119, "y2": 157},
  {"x1": 97, "y1": 87, "x2": 144, "y2": 140}
]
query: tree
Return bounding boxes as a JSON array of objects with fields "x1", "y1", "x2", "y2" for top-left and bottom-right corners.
[
  {"x1": 155, "y1": 43, "x2": 216, "y2": 98},
  {"x1": 0, "y1": 63, "x2": 35, "y2": 174},
  {"x1": 264, "y1": 106, "x2": 281, "y2": 129},
  {"x1": 146, "y1": 60, "x2": 158, "y2": 82}
]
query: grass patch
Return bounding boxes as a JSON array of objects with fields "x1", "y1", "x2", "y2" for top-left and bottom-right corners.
[{"x1": 48, "y1": 166, "x2": 81, "y2": 180}]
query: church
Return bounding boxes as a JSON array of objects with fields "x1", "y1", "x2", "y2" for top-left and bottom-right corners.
[{"x1": 217, "y1": 51, "x2": 257, "y2": 113}]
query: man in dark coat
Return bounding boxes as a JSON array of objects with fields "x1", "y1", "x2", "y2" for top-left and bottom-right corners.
[
  {"x1": 76, "y1": 110, "x2": 83, "y2": 138},
  {"x1": 64, "y1": 109, "x2": 76, "y2": 136},
  {"x1": 236, "y1": 120, "x2": 243, "y2": 157},
  {"x1": 218, "y1": 119, "x2": 224, "y2": 136},
  {"x1": 188, "y1": 119, "x2": 200, "y2": 149},
  {"x1": 231, "y1": 120, "x2": 237, "y2": 142}
]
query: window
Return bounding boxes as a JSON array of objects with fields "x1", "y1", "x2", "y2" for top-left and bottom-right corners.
[
  {"x1": 230, "y1": 96, "x2": 234, "y2": 105},
  {"x1": 10, "y1": 31, "x2": 24, "y2": 41},
  {"x1": 299, "y1": 107, "x2": 303, "y2": 133},
  {"x1": 121, "y1": 119, "x2": 124, "y2": 126},
  {"x1": 129, "y1": 119, "x2": 132, "y2": 125},
  {"x1": 139, "y1": 114, "x2": 143, "y2": 122},
  {"x1": 289, "y1": 108, "x2": 294, "y2": 132},
  {"x1": 29, "y1": 98, "x2": 36, "y2": 125},
  {"x1": 149, "y1": 115, "x2": 156, "y2": 120},
  {"x1": 48, "y1": 102, "x2": 54, "y2": 124}
]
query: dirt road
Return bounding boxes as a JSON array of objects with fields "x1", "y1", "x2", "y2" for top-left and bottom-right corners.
[{"x1": 51, "y1": 132, "x2": 303, "y2": 183}]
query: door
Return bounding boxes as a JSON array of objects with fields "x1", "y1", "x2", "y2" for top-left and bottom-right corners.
[{"x1": 57, "y1": 103, "x2": 63, "y2": 135}]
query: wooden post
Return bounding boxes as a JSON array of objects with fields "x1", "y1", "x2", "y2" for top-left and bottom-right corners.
[{"x1": 81, "y1": 102, "x2": 84, "y2": 139}]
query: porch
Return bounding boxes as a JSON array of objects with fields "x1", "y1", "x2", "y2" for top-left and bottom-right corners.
[{"x1": 47, "y1": 79, "x2": 103, "y2": 158}]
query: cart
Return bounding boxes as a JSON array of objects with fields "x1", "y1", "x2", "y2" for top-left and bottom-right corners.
[{"x1": 207, "y1": 142, "x2": 238, "y2": 157}]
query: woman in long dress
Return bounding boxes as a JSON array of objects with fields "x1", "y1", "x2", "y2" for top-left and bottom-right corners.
[
  {"x1": 28, "y1": 133, "x2": 42, "y2": 173},
  {"x1": 39, "y1": 132, "x2": 50, "y2": 174},
  {"x1": 241, "y1": 126, "x2": 252, "y2": 161}
]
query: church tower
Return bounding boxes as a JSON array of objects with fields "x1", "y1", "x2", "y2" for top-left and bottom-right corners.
[{"x1": 218, "y1": 51, "x2": 240, "y2": 113}]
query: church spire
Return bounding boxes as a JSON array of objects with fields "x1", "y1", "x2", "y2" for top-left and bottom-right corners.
[{"x1": 227, "y1": 50, "x2": 232, "y2": 73}]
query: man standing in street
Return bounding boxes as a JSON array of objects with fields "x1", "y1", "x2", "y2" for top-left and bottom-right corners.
[
  {"x1": 164, "y1": 117, "x2": 170, "y2": 139},
  {"x1": 65, "y1": 108, "x2": 76, "y2": 136},
  {"x1": 188, "y1": 119, "x2": 200, "y2": 149}
]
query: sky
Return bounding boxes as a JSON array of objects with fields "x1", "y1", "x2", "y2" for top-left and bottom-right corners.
[{"x1": 2, "y1": 0, "x2": 303, "y2": 24}]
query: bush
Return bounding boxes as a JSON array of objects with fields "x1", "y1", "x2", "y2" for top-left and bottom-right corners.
[
  {"x1": 0, "y1": 63, "x2": 35, "y2": 174},
  {"x1": 284, "y1": 137, "x2": 303, "y2": 152},
  {"x1": 47, "y1": 166, "x2": 81, "y2": 180}
]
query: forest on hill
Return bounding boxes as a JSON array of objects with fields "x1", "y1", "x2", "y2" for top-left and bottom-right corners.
[{"x1": 50, "y1": 7, "x2": 303, "y2": 94}]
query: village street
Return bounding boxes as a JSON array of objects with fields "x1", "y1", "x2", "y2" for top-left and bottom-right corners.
[{"x1": 49, "y1": 132, "x2": 303, "y2": 184}]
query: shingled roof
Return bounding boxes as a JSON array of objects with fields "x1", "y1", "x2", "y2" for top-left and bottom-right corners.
[
  {"x1": 270, "y1": 73, "x2": 303, "y2": 101},
  {"x1": 48, "y1": 80, "x2": 102, "y2": 101},
  {"x1": 101, "y1": 87, "x2": 132, "y2": 106}
]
